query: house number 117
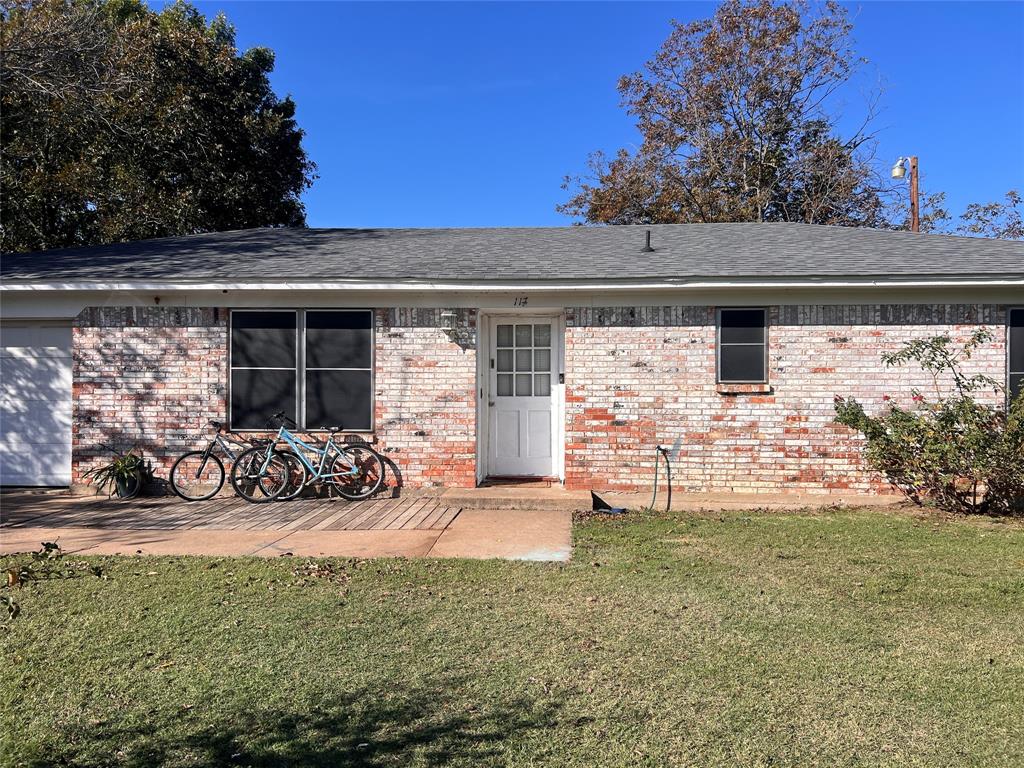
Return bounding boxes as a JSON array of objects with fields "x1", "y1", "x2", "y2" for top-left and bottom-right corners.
[{"x1": 513, "y1": 296, "x2": 529, "y2": 307}]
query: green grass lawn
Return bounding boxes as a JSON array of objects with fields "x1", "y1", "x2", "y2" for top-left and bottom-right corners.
[{"x1": 2, "y1": 506, "x2": 1023, "y2": 767}]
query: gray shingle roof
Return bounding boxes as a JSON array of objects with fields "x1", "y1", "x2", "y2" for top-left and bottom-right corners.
[{"x1": 2, "y1": 223, "x2": 1022, "y2": 283}]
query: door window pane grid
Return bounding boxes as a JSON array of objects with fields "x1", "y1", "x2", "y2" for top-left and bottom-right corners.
[{"x1": 495, "y1": 322, "x2": 554, "y2": 397}]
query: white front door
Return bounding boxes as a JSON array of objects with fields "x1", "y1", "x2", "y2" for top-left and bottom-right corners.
[
  {"x1": 487, "y1": 317, "x2": 559, "y2": 477},
  {"x1": 0, "y1": 323, "x2": 73, "y2": 486}
]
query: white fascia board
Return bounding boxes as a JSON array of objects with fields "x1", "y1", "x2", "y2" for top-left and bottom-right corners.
[{"x1": 3, "y1": 277, "x2": 1024, "y2": 292}]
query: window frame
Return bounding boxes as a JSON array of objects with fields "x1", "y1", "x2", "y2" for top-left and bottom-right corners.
[
  {"x1": 229, "y1": 308, "x2": 375, "y2": 432},
  {"x1": 716, "y1": 307, "x2": 769, "y2": 385},
  {"x1": 1009, "y1": 306, "x2": 1024, "y2": 405}
]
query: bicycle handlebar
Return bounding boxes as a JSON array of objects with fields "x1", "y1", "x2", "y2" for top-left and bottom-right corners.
[{"x1": 266, "y1": 411, "x2": 299, "y2": 429}]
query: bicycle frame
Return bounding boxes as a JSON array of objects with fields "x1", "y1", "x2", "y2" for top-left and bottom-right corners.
[
  {"x1": 210, "y1": 433, "x2": 249, "y2": 463},
  {"x1": 179, "y1": 429, "x2": 254, "y2": 482},
  {"x1": 259, "y1": 426, "x2": 360, "y2": 483}
]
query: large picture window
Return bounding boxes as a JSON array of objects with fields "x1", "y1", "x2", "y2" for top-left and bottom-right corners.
[
  {"x1": 717, "y1": 308, "x2": 768, "y2": 383},
  {"x1": 230, "y1": 309, "x2": 373, "y2": 431},
  {"x1": 1010, "y1": 308, "x2": 1023, "y2": 403}
]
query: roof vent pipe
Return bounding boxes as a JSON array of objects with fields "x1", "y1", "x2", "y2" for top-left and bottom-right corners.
[{"x1": 641, "y1": 229, "x2": 655, "y2": 253}]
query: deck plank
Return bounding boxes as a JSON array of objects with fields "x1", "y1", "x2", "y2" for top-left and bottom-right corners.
[
  {"x1": 336, "y1": 499, "x2": 398, "y2": 530},
  {"x1": 431, "y1": 507, "x2": 462, "y2": 530},
  {"x1": 371, "y1": 498, "x2": 424, "y2": 530},
  {"x1": 278, "y1": 499, "x2": 344, "y2": 531},
  {"x1": 0, "y1": 491, "x2": 464, "y2": 534},
  {"x1": 350, "y1": 497, "x2": 403, "y2": 530},
  {"x1": 419, "y1": 503, "x2": 450, "y2": 530},
  {"x1": 309, "y1": 502, "x2": 361, "y2": 531},
  {"x1": 402, "y1": 500, "x2": 440, "y2": 530},
  {"x1": 387, "y1": 498, "x2": 429, "y2": 530}
]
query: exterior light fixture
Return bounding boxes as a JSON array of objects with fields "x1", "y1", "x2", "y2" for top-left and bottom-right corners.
[{"x1": 891, "y1": 155, "x2": 920, "y2": 232}]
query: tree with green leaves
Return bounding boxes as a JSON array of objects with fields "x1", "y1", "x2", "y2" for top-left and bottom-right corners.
[{"x1": 1, "y1": 0, "x2": 316, "y2": 253}]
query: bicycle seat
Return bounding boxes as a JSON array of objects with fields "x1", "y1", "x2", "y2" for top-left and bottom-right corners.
[
  {"x1": 208, "y1": 419, "x2": 222, "y2": 429},
  {"x1": 327, "y1": 425, "x2": 344, "y2": 435}
]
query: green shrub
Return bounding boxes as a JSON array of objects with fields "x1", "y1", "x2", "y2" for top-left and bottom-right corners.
[{"x1": 834, "y1": 330, "x2": 1024, "y2": 515}]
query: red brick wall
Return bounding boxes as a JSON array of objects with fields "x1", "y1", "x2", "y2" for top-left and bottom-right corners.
[
  {"x1": 72, "y1": 307, "x2": 229, "y2": 484},
  {"x1": 71, "y1": 306, "x2": 477, "y2": 490},
  {"x1": 563, "y1": 304, "x2": 1008, "y2": 494},
  {"x1": 374, "y1": 308, "x2": 477, "y2": 488},
  {"x1": 73, "y1": 302, "x2": 1008, "y2": 496}
]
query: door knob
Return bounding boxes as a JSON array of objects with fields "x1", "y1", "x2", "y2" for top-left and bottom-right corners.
[{"x1": 488, "y1": 401, "x2": 496, "y2": 407}]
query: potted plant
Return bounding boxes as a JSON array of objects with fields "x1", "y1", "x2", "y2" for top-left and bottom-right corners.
[{"x1": 82, "y1": 447, "x2": 151, "y2": 499}]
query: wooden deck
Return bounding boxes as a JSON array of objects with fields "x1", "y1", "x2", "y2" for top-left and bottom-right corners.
[{"x1": 0, "y1": 493, "x2": 461, "y2": 533}]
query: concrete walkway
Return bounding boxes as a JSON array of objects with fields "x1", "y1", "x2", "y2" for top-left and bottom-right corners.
[
  {"x1": 1, "y1": 483, "x2": 896, "y2": 561},
  {"x1": 0, "y1": 495, "x2": 577, "y2": 561},
  {"x1": 0, "y1": 496, "x2": 572, "y2": 562}
]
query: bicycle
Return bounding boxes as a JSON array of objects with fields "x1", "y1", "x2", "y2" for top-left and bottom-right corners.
[
  {"x1": 229, "y1": 412, "x2": 386, "y2": 504},
  {"x1": 169, "y1": 420, "x2": 261, "y2": 501}
]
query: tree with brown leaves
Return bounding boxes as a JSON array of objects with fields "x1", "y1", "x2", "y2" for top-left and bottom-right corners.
[
  {"x1": 559, "y1": 0, "x2": 890, "y2": 227},
  {"x1": 956, "y1": 191, "x2": 1023, "y2": 240}
]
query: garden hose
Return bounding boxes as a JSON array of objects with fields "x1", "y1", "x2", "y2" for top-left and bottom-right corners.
[{"x1": 647, "y1": 445, "x2": 672, "y2": 513}]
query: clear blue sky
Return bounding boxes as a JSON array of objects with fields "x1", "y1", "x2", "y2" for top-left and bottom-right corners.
[{"x1": 178, "y1": 1, "x2": 1023, "y2": 228}]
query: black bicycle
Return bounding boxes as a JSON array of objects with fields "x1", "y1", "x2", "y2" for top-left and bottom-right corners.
[{"x1": 169, "y1": 420, "x2": 257, "y2": 501}]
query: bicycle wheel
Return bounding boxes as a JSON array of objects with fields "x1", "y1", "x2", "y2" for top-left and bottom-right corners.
[
  {"x1": 230, "y1": 447, "x2": 290, "y2": 503},
  {"x1": 276, "y1": 450, "x2": 309, "y2": 501},
  {"x1": 169, "y1": 451, "x2": 225, "y2": 501},
  {"x1": 329, "y1": 444, "x2": 385, "y2": 500}
]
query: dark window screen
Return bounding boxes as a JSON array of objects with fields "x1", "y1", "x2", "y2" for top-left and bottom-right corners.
[
  {"x1": 230, "y1": 311, "x2": 298, "y2": 429},
  {"x1": 231, "y1": 311, "x2": 296, "y2": 368},
  {"x1": 230, "y1": 369, "x2": 297, "y2": 429},
  {"x1": 305, "y1": 370, "x2": 372, "y2": 431},
  {"x1": 718, "y1": 308, "x2": 767, "y2": 383},
  {"x1": 719, "y1": 309, "x2": 766, "y2": 344},
  {"x1": 305, "y1": 310, "x2": 372, "y2": 368},
  {"x1": 1011, "y1": 309, "x2": 1024, "y2": 402},
  {"x1": 303, "y1": 310, "x2": 373, "y2": 429},
  {"x1": 230, "y1": 310, "x2": 373, "y2": 431}
]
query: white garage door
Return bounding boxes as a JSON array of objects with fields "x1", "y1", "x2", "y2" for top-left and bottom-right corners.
[{"x1": 0, "y1": 323, "x2": 73, "y2": 486}]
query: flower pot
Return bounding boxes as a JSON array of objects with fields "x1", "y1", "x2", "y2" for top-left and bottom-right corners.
[{"x1": 115, "y1": 472, "x2": 141, "y2": 499}]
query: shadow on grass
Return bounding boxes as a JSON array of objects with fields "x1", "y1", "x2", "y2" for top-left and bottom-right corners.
[{"x1": 20, "y1": 677, "x2": 563, "y2": 767}]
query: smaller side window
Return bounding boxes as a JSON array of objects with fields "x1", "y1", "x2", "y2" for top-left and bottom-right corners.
[
  {"x1": 718, "y1": 308, "x2": 767, "y2": 383},
  {"x1": 1009, "y1": 308, "x2": 1023, "y2": 403}
]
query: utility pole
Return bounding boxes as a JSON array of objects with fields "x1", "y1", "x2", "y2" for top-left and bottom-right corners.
[
  {"x1": 891, "y1": 156, "x2": 921, "y2": 232},
  {"x1": 909, "y1": 156, "x2": 919, "y2": 233}
]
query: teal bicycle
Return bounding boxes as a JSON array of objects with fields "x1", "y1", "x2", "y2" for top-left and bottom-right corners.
[{"x1": 229, "y1": 412, "x2": 386, "y2": 504}]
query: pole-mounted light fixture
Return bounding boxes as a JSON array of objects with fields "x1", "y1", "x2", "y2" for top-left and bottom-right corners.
[{"x1": 891, "y1": 155, "x2": 919, "y2": 232}]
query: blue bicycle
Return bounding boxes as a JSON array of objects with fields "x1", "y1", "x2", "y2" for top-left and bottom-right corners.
[{"x1": 229, "y1": 412, "x2": 386, "y2": 503}]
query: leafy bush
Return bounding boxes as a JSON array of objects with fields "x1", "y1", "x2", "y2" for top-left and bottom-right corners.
[{"x1": 834, "y1": 330, "x2": 1024, "y2": 515}]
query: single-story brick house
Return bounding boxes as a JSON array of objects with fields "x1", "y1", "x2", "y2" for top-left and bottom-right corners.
[{"x1": 2, "y1": 223, "x2": 1022, "y2": 496}]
